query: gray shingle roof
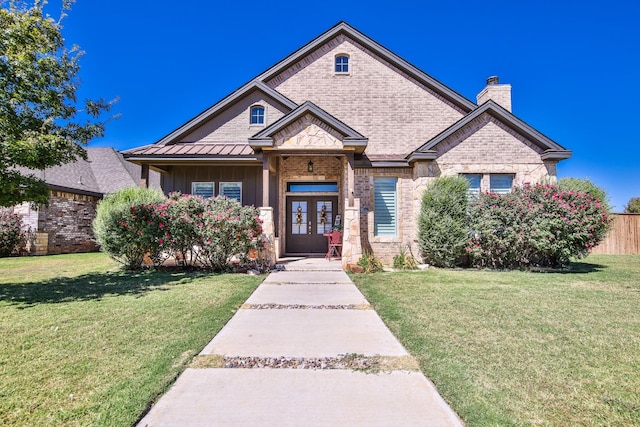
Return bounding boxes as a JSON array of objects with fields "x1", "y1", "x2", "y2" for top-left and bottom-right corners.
[{"x1": 19, "y1": 148, "x2": 160, "y2": 196}]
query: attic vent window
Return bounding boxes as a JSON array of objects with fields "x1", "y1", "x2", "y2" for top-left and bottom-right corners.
[
  {"x1": 335, "y1": 55, "x2": 349, "y2": 73},
  {"x1": 250, "y1": 106, "x2": 265, "y2": 125}
]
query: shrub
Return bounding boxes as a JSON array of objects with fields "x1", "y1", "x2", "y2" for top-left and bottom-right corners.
[
  {"x1": 0, "y1": 208, "x2": 26, "y2": 257},
  {"x1": 468, "y1": 184, "x2": 612, "y2": 268},
  {"x1": 557, "y1": 178, "x2": 611, "y2": 213},
  {"x1": 93, "y1": 187, "x2": 165, "y2": 269},
  {"x1": 357, "y1": 251, "x2": 384, "y2": 273},
  {"x1": 418, "y1": 176, "x2": 470, "y2": 267},
  {"x1": 624, "y1": 197, "x2": 640, "y2": 214},
  {"x1": 393, "y1": 245, "x2": 418, "y2": 270},
  {"x1": 198, "y1": 196, "x2": 263, "y2": 271},
  {"x1": 165, "y1": 194, "x2": 207, "y2": 266}
]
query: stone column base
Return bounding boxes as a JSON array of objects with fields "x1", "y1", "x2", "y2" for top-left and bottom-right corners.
[{"x1": 341, "y1": 198, "x2": 362, "y2": 270}]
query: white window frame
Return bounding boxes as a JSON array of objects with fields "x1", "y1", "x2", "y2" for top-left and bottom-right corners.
[
  {"x1": 219, "y1": 182, "x2": 242, "y2": 203},
  {"x1": 250, "y1": 105, "x2": 265, "y2": 125},
  {"x1": 191, "y1": 182, "x2": 215, "y2": 199},
  {"x1": 335, "y1": 54, "x2": 350, "y2": 74}
]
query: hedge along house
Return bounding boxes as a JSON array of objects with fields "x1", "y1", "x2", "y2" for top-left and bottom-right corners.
[{"x1": 123, "y1": 22, "x2": 571, "y2": 267}]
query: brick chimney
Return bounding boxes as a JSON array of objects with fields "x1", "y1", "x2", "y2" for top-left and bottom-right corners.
[{"x1": 476, "y1": 76, "x2": 512, "y2": 112}]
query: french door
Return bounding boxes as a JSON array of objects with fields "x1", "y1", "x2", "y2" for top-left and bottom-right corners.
[{"x1": 286, "y1": 196, "x2": 338, "y2": 254}]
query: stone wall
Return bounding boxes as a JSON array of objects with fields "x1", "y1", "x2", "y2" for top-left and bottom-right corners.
[{"x1": 38, "y1": 191, "x2": 100, "y2": 254}]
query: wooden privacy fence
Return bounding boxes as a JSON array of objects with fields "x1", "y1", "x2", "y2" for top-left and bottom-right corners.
[{"x1": 591, "y1": 214, "x2": 640, "y2": 255}]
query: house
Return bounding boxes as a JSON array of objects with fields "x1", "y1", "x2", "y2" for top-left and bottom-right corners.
[
  {"x1": 14, "y1": 148, "x2": 160, "y2": 255},
  {"x1": 122, "y1": 22, "x2": 571, "y2": 266}
]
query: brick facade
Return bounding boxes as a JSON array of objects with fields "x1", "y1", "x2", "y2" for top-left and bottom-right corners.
[
  {"x1": 268, "y1": 35, "x2": 465, "y2": 156},
  {"x1": 38, "y1": 191, "x2": 100, "y2": 254}
]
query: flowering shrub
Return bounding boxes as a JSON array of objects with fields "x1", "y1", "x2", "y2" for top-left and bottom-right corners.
[
  {"x1": 94, "y1": 190, "x2": 263, "y2": 271},
  {"x1": 93, "y1": 187, "x2": 166, "y2": 269},
  {"x1": 199, "y1": 196, "x2": 263, "y2": 271},
  {"x1": 468, "y1": 184, "x2": 612, "y2": 268},
  {"x1": 0, "y1": 208, "x2": 26, "y2": 257}
]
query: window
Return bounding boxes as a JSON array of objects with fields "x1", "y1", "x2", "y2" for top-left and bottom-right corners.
[
  {"x1": 490, "y1": 175, "x2": 513, "y2": 194},
  {"x1": 192, "y1": 182, "x2": 214, "y2": 198},
  {"x1": 463, "y1": 174, "x2": 481, "y2": 198},
  {"x1": 373, "y1": 177, "x2": 397, "y2": 237},
  {"x1": 250, "y1": 105, "x2": 264, "y2": 125},
  {"x1": 287, "y1": 182, "x2": 339, "y2": 193},
  {"x1": 335, "y1": 55, "x2": 349, "y2": 73},
  {"x1": 219, "y1": 182, "x2": 242, "y2": 203}
]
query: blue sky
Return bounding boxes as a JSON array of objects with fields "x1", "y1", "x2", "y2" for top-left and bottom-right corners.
[{"x1": 44, "y1": 0, "x2": 638, "y2": 211}]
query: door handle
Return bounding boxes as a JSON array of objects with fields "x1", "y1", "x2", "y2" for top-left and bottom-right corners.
[{"x1": 308, "y1": 221, "x2": 312, "y2": 234}]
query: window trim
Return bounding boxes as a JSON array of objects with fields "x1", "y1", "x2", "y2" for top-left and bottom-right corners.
[
  {"x1": 191, "y1": 182, "x2": 215, "y2": 199},
  {"x1": 334, "y1": 54, "x2": 350, "y2": 74},
  {"x1": 219, "y1": 181, "x2": 242, "y2": 203},
  {"x1": 373, "y1": 177, "x2": 398, "y2": 237},
  {"x1": 489, "y1": 174, "x2": 514, "y2": 195},
  {"x1": 249, "y1": 105, "x2": 265, "y2": 125}
]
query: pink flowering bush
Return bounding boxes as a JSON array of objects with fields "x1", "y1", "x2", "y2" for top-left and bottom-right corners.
[
  {"x1": 199, "y1": 196, "x2": 263, "y2": 271},
  {"x1": 95, "y1": 189, "x2": 263, "y2": 271},
  {"x1": 467, "y1": 184, "x2": 612, "y2": 268},
  {"x1": 0, "y1": 208, "x2": 27, "y2": 257}
]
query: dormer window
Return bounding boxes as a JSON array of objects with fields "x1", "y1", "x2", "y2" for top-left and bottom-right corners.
[
  {"x1": 335, "y1": 54, "x2": 349, "y2": 73},
  {"x1": 250, "y1": 105, "x2": 265, "y2": 125}
]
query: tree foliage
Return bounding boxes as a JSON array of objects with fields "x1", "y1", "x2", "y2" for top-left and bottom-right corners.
[
  {"x1": 0, "y1": 1, "x2": 111, "y2": 207},
  {"x1": 624, "y1": 197, "x2": 640, "y2": 214}
]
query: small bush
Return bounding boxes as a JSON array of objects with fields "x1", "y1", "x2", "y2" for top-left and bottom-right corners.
[
  {"x1": 468, "y1": 184, "x2": 612, "y2": 268},
  {"x1": 165, "y1": 194, "x2": 207, "y2": 266},
  {"x1": 393, "y1": 245, "x2": 418, "y2": 270},
  {"x1": 93, "y1": 187, "x2": 166, "y2": 269},
  {"x1": 357, "y1": 251, "x2": 384, "y2": 273},
  {"x1": 418, "y1": 176, "x2": 470, "y2": 267},
  {"x1": 0, "y1": 208, "x2": 27, "y2": 257}
]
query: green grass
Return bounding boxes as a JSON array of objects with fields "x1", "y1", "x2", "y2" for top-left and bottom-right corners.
[
  {"x1": 352, "y1": 255, "x2": 640, "y2": 426},
  {"x1": 0, "y1": 253, "x2": 262, "y2": 426}
]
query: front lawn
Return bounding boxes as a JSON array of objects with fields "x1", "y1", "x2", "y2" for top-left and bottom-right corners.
[
  {"x1": 352, "y1": 255, "x2": 640, "y2": 426},
  {"x1": 0, "y1": 253, "x2": 262, "y2": 426}
]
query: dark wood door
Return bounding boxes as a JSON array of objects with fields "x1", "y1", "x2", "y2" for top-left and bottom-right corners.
[{"x1": 286, "y1": 196, "x2": 338, "y2": 254}]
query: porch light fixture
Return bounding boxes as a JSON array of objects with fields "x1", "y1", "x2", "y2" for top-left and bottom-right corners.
[{"x1": 307, "y1": 160, "x2": 314, "y2": 172}]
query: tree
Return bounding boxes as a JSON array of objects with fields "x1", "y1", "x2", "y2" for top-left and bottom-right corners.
[
  {"x1": 0, "y1": 1, "x2": 111, "y2": 206},
  {"x1": 624, "y1": 197, "x2": 640, "y2": 214}
]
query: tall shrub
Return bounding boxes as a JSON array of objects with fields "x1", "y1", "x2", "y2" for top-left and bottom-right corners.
[
  {"x1": 557, "y1": 178, "x2": 611, "y2": 213},
  {"x1": 418, "y1": 176, "x2": 470, "y2": 267},
  {"x1": 468, "y1": 184, "x2": 612, "y2": 268},
  {"x1": 165, "y1": 193, "x2": 207, "y2": 266},
  {"x1": 0, "y1": 208, "x2": 26, "y2": 257},
  {"x1": 93, "y1": 187, "x2": 165, "y2": 269},
  {"x1": 199, "y1": 196, "x2": 263, "y2": 271}
]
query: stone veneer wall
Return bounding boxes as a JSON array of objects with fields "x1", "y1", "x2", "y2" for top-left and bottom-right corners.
[{"x1": 38, "y1": 191, "x2": 100, "y2": 254}]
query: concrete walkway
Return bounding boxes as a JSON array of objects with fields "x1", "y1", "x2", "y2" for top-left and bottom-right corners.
[{"x1": 138, "y1": 258, "x2": 463, "y2": 426}]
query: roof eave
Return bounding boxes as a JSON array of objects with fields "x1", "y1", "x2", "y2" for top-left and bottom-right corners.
[
  {"x1": 406, "y1": 151, "x2": 438, "y2": 162},
  {"x1": 541, "y1": 150, "x2": 572, "y2": 160}
]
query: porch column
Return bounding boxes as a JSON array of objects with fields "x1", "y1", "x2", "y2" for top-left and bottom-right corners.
[
  {"x1": 262, "y1": 153, "x2": 270, "y2": 207},
  {"x1": 347, "y1": 152, "x2": 355, "y2": 207},
  {"x1": 140, "y1": 164, "x2": 149, "y2": 188}
]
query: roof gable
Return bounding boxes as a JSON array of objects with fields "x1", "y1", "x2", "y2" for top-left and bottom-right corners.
[
  {"x1": 257, "y1": 22, "x2": 476, "y2": 113},
  {"x1": 153, "y1": 81, "x2": 298, "y2": 146},
  {"x1": 249, "y1": 101, "x2": 367, "y2": 153},
  {"x1": 408, "y1": 100, "x2": 572, "y2": 162}
]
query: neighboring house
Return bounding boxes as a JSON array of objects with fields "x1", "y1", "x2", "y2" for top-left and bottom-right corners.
[
  {"x1": 14, "y1": 148, "x2": 160, "y2": 255},
  {"x1": 123, "y1": 22, "x2": 571, "y2": 266}
]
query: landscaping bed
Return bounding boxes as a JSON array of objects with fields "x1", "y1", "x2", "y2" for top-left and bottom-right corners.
[
  {"x1": 0, "y1": 252, "x2": 262, "y2": 426},
  {"x1": 352, "y1": 254, "x2": 640, "y2": 426}
]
